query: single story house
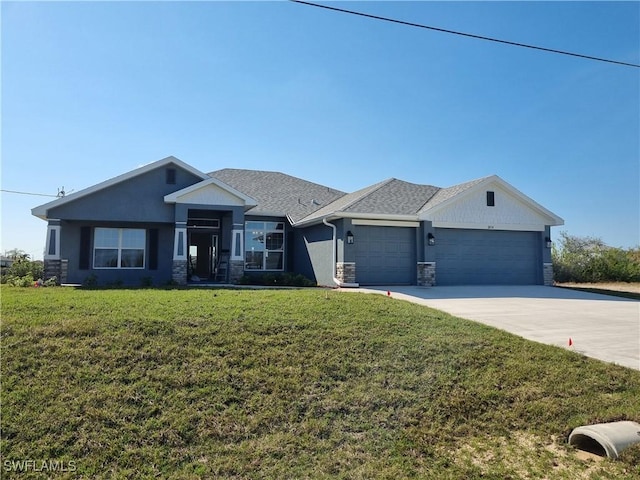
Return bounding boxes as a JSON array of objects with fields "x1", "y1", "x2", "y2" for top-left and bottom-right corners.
[{"x1": 32, "y1": 156, "x2": 563, "y2": 287}]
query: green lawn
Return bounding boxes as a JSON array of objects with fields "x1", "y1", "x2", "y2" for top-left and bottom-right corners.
[{"x1": 2, "y1": 286, "x2": 639, "y2": 479}]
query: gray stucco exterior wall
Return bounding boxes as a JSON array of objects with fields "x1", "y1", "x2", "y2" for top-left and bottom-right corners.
[
  {"x1": 48, "y1": 163, "x2": 203, "y2": 222},
  {"x1": 294, "y1": 223, "x2": 334, "y2": 287},
  {"x1": 59, "y1": 221, "x2": 175, "y2": 285},
  {"x1": 43, "y1": 163, "x2": 206, "y2": 286}
]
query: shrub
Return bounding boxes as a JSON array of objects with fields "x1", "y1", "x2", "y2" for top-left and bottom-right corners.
[
  {"x1": 552, "y1": 232, "x2": 640, "y2": 283},
  {"x1": 83, "y1": 274, "x2": 98, "y2": 288},
  {"x1": 3, "y1": 259, "x2": 43, "y2": 280},
  {"x1": 238, "y1": 272, "x2": 316, "y2": 287},
  {"x1": 7, "y1": 273, "x2": 35, "y2": 287},
  {"x1": 0, "y1": 258, "x2": 45, "y2": 287}
]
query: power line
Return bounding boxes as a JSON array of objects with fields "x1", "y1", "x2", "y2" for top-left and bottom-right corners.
[
  {"x1": 290, "y1": 0, "x2": 640, "y2": 69},
  {"x1": 1, "y1": 189, "x2": 59, "y2": 198}
]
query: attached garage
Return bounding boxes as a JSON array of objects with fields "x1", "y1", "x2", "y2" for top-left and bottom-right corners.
[
  {"x1": 435, "y1": 228, "x2": 541, "y2": 285},
  {"x1": 355, "y1": 226, "x2": 416, "y2": 285}
]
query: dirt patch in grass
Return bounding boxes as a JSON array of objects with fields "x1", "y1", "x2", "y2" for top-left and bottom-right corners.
[
  {"x1": 556, "y1": 282, "x2": 640, "y2": 300},
  {"x1": 556, "y1": 282, "x2": 640, "y2": 294},
  {"x1": 449, "y1": 432, "x2": 630, "y2": 480}
]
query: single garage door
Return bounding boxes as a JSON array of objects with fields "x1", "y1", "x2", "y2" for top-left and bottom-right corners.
[
  {"x1": 355, "y1": 226, "x2": 415, "y2": 285},
  {"x1": 435, "y1": 228, "x2": 541, "y2": 285}
]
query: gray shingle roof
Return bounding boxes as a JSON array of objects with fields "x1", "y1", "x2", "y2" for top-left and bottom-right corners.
[
  {"x1": 299, "y1": 179, "x2": 390, "y2": 221},
  {"x1": 210, "y1": 168, "x2": 492, "y2": 226},
  {"x1": 419, "y1": 176, "x2": 490, "y2": 212},
  {"x1": 299, "y1": 178, "x2": 440, "y2": 223},
  {"x1": 345, "y1": 178, "x2": 440, "y2": 215},
  {"x1": 209, "y1": 169, "x2": 346, "y2": 222}
]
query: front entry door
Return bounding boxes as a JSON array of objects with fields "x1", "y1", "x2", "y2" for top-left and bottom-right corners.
[{"x1": 188, "y1": 232, "x2": 218, "y2": 280}]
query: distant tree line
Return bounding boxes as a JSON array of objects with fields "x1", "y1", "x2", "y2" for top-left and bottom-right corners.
[{"x1": 552, "y1": 232, "x2": 640, "y2": 283}]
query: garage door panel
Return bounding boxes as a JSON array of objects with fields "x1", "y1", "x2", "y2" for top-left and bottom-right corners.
[
  {"x1": 435, "y1": 228, "x2": 540, "y2": 285},
  {"x1": 356, "y1": 226, "x2": 415, "y2": 285}
]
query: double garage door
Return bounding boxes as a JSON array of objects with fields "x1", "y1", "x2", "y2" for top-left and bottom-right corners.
[
  {"x1": 435, "y1": 228, "x2": 541, "y2": 285},
  {"x1": 354, "y1": 226, "x2": 541, "y2": 286}
]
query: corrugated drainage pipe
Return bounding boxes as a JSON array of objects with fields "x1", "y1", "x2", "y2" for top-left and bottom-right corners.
[{"x1": 568, "y1": 421, "x2": 640, "y2": 459}]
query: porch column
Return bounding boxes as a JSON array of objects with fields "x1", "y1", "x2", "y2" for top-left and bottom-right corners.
[
  {"x1": 542, "y1": 227, "x2": 554, "y2": 286},
  {"x1": 543, "y1": 263, "x2": 554, "y2": 286},
  {"x1": 43, "y1": 220, "x2": 66, "y2": 284},
  {"x1": 229, "y1": 222, "x2": 244, "y2": 283},
  {"x1": 172, "y1": 222, "x2": 188, "y2": 285}
]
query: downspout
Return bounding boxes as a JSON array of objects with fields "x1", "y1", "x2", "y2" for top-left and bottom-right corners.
[{"x1": 323, "y1": 218, "x2": 359, "y2": 288}]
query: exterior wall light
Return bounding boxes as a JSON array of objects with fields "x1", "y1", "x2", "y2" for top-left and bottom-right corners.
[
  {"x1": 346, "y1": 231, "x2": 354, "y2": 245},
  {"x1": 545, "y1": 236, "x2": 552, "y2": 249},
  {"x1": 427, "y1": 233, "x2": 436, "y2": 246}
]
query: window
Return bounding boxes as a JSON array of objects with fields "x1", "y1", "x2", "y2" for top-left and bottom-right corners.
[
  {"x1": 486, "y1": 191, "x2": 495, "y2": 207},
  {"x1": 94, "y1": 228, "x2": 145, "y2": 268},
  {"x1": 244, "y1": 221, "x2": 284, "y2": 270},
  {"x1": 166, "y1": 168, "x2": 176, "y2": 184}
]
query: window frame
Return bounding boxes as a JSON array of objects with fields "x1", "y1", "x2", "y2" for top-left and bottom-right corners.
[
  {"x1": 93, "y1": 227, "x2": 146, "y2": 269},
  {"x1": 244, "y1": 221, "x2": 285, "y2": 271},
  {"x1": 166, "y1": 168, "x2": 177, "y2": 185}
]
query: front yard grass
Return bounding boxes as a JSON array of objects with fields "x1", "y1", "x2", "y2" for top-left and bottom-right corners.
[{"x1": 1, "y1": 286, "x2": 639, "y2": 479}]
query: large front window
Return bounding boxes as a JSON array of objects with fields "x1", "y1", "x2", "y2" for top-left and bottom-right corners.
[
  {"x1": 94, "y1": 228, "x2": 145, "y2": 268},
  {"x1": 244, "y1": 221, "x2": 284, "y2": 270}
]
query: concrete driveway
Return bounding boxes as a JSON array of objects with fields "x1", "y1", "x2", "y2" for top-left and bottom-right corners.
[{"x1": 347, "y1": 285, "x2": 640, "y2": 370}]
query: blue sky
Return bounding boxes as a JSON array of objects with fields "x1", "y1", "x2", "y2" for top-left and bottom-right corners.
[{"x1": 2, "y1": 1, "x2": 638, "y2": 259}]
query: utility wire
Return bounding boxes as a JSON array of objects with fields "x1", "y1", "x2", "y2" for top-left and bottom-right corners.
[
  {"x1": 1, "y1": 189, "x2": 59, "y2": 198},
  {"x1": 290, "y1": 0, "x2": 640, "y2": 69}
]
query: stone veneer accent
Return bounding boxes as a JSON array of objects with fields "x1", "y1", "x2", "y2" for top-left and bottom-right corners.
[
  {"x1": 172, "y1": 260, "x2": 188, "y2": 285},
  {"x1": 417, "y1": 262, "x2": 436, "y2": 287},
  {"x1": 44, "y1": 259, "x2": 68, "y2": 285},
  {"x1": 543, "y1": 262, "x2": 554, "y2": 286},
  {"x1": 229, "y1": 260, "x2": 244, "y2": 284},
  {"x1": 336, "y1": 262, "x2": 356, "y2": 284}
]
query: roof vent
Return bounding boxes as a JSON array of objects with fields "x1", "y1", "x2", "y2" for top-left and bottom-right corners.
[{"x1": 312, "y1": 199, "x2": 321, "y2": 206}]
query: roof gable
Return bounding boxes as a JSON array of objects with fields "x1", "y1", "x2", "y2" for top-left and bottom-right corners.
[
  {"x1": 419, "y1": 176, "x2": 489, "y2": 212},
  {"x1": 420, "y1": 175, "x2": 564, "y2": 229},
  {"x1": 32, "y1": 156, "x2": 207, "y2": 220},
  {"x1": 164, "y1": 178, "x2": 258, "y2": 207}
]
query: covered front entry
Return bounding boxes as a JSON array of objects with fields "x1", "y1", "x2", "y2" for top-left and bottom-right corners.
[
  {"x1": 188, "y1": 231, "x2": 218, "y2": 281},
  {"x1": 435, "y1": 228, "x2": 541, "y2": 285},
  {"x1": 355, "y1": 226, "x2": 416, "y2": 285},
  {"x1": 185, "y1": 209, "x2": 229, "y2": 283}
]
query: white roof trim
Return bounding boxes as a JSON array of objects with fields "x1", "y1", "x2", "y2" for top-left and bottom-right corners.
[
  {"x1": 432, "y1": 221, "x2": 546, "y2": 232},
  {"x1": 32, "y1": 156, "x2": 208, "y2": 220},
  {"x1": 420, "y1": 175, "x2": 564, "y2": 226},
  {"x1": 163, "y1": 177, "x2": 258, "y2": 207},
  {"x1": 292, "y1": 211, "x2": 419, "y2": 227},
  {"x1": 352, "y1": 219, "x2": 420, "y2": 227}
]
